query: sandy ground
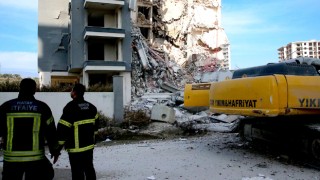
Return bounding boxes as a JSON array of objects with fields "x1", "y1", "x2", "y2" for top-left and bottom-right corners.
[{"x1": 0, "y1": 132, "x2": 319, "y2": 180}]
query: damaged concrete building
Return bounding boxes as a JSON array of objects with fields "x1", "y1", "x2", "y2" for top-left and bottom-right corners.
[
  {"x1": 38, "y1": 0, "x2": 230, "y2": 107},
  {"x1": 132, "y1": 0, "x2": 230, "y2": 69}
]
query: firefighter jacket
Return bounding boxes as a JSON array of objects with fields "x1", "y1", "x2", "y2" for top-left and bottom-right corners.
[
  {"x1": 57, "y1": 97, "x2": 99, "y2": 153},
  {"x1": 0, "y1": 95, "x2": 58, "y2": 162}
]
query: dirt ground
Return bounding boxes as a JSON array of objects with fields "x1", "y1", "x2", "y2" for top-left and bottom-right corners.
[
  {"x1": 0, "y1": 132, "x2": 319, "y2": 180},
  {"x1": 54, "y1": 132, "x2": 319, "y2": 180}
]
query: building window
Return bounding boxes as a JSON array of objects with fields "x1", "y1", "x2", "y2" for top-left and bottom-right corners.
[
  {"x1": 88, "y1": 40, "x2": 105, "y2": 60},
  {"x1": 140, "y1": 27, "x2": 149, "y2": 39},
  {"x1": 88, "y1": 12, "x2": 104, "y2": 27},
  {"x1": 87, "y1": 39, "x2": 118, "y2": 61},
  {"x1": 51, "y1": 76, "x2": 79, "y2": 87},
  {"x1": 89, "y1": 72, "x2": 119, "y2": 86},
  {"x1": 138, "y1": 6, "x2": 151, "y2": 20}
]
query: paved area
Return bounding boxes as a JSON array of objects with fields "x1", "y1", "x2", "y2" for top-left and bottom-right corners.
[{"x1": 0, "y1": 133, "x2": 319, "y2": 180}]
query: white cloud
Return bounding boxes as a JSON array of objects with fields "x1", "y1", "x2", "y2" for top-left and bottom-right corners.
[
  {"x1": 221, "y1": 1, "x2": 289, "y2": 35},
  {"x1": 0, "y1": 52, "x2": 38, "y2": 77},
  {"x1": 0, "y1": 0, "x2": 38, "y2": 11}
]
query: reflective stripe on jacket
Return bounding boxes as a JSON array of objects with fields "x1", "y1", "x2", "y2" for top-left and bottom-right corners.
[
  {"x1": 0, "y1": 96, "x2": 58, "y2": 162},
  {"x1": 57, "y1": 98, "x2": 99, "y2": 153}
]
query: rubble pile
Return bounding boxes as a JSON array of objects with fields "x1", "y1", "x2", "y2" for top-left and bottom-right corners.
[
  {"x1": 128, "y1": 0, "x2": 235, "y2": 136},
  {"x1": 151, "y1": 0, "x2": 229, "y2": 68},
  {"x1": 129, "y1": 29, "x2": 239, "y2": 135},
  {"x1": 131, "y1": 28, "x2": 193, "y2": 98}
]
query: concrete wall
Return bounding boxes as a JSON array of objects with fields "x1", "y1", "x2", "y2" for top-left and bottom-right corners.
[
  {"x1": 38, "y1": 0, "x2": 69, "y2": 85},
  {"x1": 104, "y1": 41, "x2": 117, "y2": 60},
  {"x1": 122, "y1": 0, "x2": 133, "y2": 66},
  {"x1": 0, "y1": 92, "x2": 114, "y2": 125},
  {"x1": 70, "y1": 0, "x2": 86, "y2": 69}
]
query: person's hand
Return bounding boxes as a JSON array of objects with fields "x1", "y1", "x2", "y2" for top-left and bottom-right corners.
[{"x1": 51, "y1": 153, "x2": 60, "y2": 164}]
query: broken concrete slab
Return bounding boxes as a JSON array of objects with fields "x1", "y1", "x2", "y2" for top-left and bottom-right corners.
[
  {"x1": 210, "y1": 114, "x2": 242, "y2": 123},
  {"x1": 151, "y1": 104, "x2": 176, "y2": 124},
  {"x1": 141, "y1": 93, "x2": 173, "y2": 100},
  {"x1": 158, "y1": 81, "x2": 180, "y2": 93}
]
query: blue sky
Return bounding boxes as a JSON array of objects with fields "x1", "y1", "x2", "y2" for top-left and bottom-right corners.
[
  {"x1": 0, "y1": 0, "x2": 319, "y2": 77},
  {"x1": 222, "y1": 0, "x2": 320, "y2": 69},
  {"x1": 0, "y1": 0, "x2": 38, "y2": 77}
]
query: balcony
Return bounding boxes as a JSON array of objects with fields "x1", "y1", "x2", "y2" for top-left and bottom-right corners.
[
  {"x1": 84, "y1": 26, "x2": 125, "y2": 40},
  {"x1": 84, "y1": 0, "x2": 124, "y2": 10},
  {"x1": 83, "y1": 60, "x2": 130, "y2": 73}
]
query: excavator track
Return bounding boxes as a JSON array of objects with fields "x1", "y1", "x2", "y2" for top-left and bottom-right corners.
[{"x1": 239, "y1": 116, "x2": 320, "y2": 167}]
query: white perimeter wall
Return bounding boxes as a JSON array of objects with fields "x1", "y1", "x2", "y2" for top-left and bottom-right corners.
[{"x1": 0, "y1": 92, "x2": 114, "y2": 124}]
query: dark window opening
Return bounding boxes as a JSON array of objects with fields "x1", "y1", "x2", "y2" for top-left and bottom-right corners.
[
  {"x1": 138, "y1": 6, "x2": 150, "y2": 19},
  {"x1": 89, "y1": 74, "x2": 107, "y2": 86},
  {"x1": 89, "y1": 72, "x2": 119, "y2": 86},
  {"x1": 88, "y1": 40, "x2": 104, "y2": 60},
  {"x1": 88, "y1": 12, "x2": 104, "y2": 27},
  {"x1": 140, "y1": 27, "x2": 149, "y2": 39}
]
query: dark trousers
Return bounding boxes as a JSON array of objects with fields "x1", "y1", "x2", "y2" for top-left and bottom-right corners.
[
  {"x1": 68, "y1": 150, "x2": 96, "y2": 180},
  {"x1": 2, "y1": 157, "x2": 54, "y2": 180}
]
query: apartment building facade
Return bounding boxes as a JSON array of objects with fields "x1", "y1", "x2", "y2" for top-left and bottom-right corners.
[
  {"x1": 278, "y1": 40, "x2": 320, "y2": 61},
  {"x1": 38, "y1": 0, "x2": 132, "y2": 105}
]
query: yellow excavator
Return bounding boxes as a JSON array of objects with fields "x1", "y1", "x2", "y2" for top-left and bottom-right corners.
[{"x1": 184, "y1": 57, "x2": 320, "y2": 160}]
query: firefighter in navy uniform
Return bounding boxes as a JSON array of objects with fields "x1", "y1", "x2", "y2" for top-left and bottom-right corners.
[
  {"x1": 0, "y1": 78, "x2": 60, "y2": 180},
  {"x1": 57, "y1": 83, "x2": 99, "y2": 180}
]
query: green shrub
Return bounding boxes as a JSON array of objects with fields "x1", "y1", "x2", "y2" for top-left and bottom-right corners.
[
  {"x1": 121, "y1": 107, "x2": 151, "y2": 128},
  {"x1": 0, "y1": 79, "x2": 20, "y2": 92},
  {"x1": 97, "y1": 111, "x2": 113, "y2": 128},
  {"x1": 87, "y1": 84, "x2": 113, "y2": 92},
  {"x1": 0, "y1": 80, "x2": 112, "y2": 92}
]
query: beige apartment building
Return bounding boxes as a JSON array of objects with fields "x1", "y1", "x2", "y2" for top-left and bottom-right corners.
[{"x1": 278, "y1": 40, "x2": 320, "y2": 61}]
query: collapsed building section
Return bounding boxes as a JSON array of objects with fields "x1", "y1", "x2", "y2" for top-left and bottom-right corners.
[
  {"x1": 129, "y1": 0, "x2": 232, "y2": 130},
  {"x1": 133, "y1": 0, "x2": 230, "y2": 70},
  {"x1": 131, "y1": 0, "x2": 231, "y2": 97}
]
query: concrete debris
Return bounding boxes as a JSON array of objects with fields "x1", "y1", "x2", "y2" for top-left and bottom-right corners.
[
  {"x1": 129, "y1": 0, "x2": 235, "y2": 134},
  {"x1": 132, "y1": 27, "x2": 191, "y2": 98},
  {"x1": 147, "y1": 175, "x2": 156, "y2": 180},
  {"x1": 242, "y1": 176, "x2": 273, "y2": 180},
  {"x1": 201, "y1": 70, "x2": 233, "y2": 82},
  {"x1": 151, "y1": 104, "x2": 176, "y2": 124},
  {"x1": 141, "y1": 93, "x2": 173, "y2": 100}
]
